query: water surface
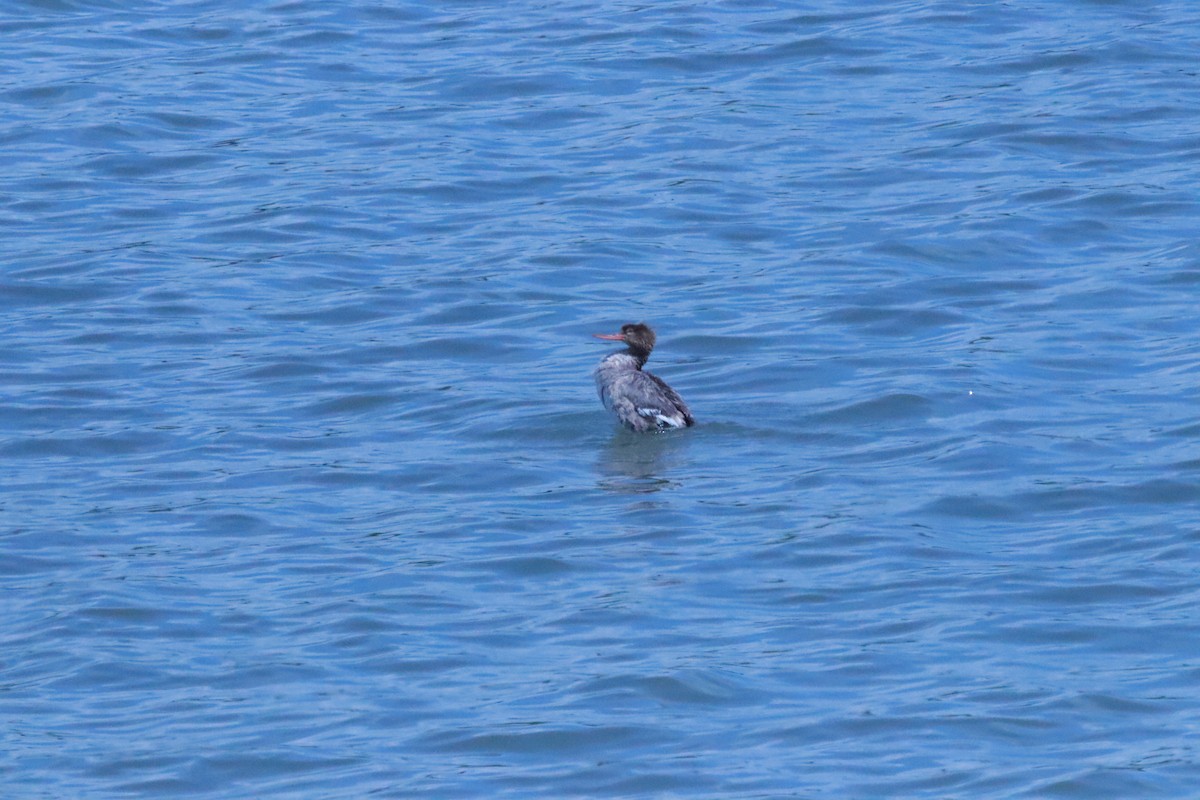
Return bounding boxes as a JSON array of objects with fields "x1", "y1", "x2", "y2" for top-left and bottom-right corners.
[{"x1": 3, "y1": 1, "x2": 1199, "y2": 797}]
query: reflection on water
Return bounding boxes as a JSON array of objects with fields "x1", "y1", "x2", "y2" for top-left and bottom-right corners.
[{"x1": 595, "y1": 428, "x2": 691, "y2": 494}]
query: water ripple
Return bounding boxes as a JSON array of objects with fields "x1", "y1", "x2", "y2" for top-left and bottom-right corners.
[{"x1": 3, "y1": 1, "x2": 1200, "y2": 798}]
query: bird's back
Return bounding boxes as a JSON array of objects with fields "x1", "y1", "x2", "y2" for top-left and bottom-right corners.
[{"x1": 595, "y1": 353, "x2": 692, "y2": 432}]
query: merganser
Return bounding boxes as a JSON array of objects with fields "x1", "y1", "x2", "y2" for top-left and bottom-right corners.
[{"x1": 593, "y1": 322, "x2": 694, "y2": 432}]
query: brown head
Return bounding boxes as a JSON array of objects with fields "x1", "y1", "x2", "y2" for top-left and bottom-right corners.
[{"x1": 593, "y1": 322, "x2": 657, "y2": 359}]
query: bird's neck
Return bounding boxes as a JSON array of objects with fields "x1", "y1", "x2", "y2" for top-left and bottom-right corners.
[
  {"x1": 600, "y1": 350, "x2": 646, "y2": 372},
  {"x1": 625, "y1": 346, "x2": 650, "y2": 368}
]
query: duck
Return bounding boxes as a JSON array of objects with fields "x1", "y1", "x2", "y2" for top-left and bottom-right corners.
[{"x1": 593, "y1": 322, "x2": 694, "y2": 432}]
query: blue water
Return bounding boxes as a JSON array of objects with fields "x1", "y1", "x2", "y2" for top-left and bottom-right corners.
[{"x1": 3, "y1": 1, "x2": 1199, "y2": 797}]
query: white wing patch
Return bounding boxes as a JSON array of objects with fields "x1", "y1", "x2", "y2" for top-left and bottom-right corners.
[{"x1": 637, "y1": 407, "x2": 686, "y2": 428}]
